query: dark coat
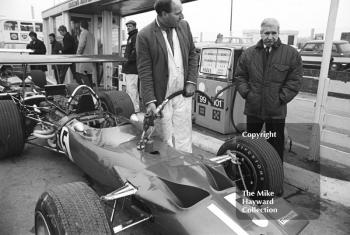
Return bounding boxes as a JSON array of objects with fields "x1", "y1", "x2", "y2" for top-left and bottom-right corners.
[
  {"x1": 51, "y1": 40, "x2": 62, "y2": 54},
  {"x1": 27, "y1": 38, "x2": 47, "y2": 71},
  {"x1": 122, "y1": 29, "x2": 138, "y2": 74},
  {"x1": 62, "y1": 32, "x2": 76, "y2": 54},
  {"x1": 27, "y1": 38, "x2": 46, "y2": 54},
  {"x1": 136, "y1": 20, "x2": 198, "y2": 105},
  {"x1": 235, "y1": 38, "x2": 303, "y2": 119}
]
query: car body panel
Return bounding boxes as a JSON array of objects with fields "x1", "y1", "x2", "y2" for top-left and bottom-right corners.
[{"x1": 58, "y1": 119, "x2": 308, "y2": 234}]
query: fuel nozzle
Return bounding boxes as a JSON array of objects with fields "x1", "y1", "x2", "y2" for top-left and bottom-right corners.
[
  {"x1": 143, "y1": 112, "x2": 155, "y2": 132},
  {"x1": 137, "y1": 112, "x2": 156, "y2": 151}
]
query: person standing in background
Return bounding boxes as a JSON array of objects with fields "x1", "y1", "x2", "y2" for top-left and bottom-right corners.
[
  {"x1": 26, "y1": 31, "x2": 47, "y2": 72},
  {"x1": 48, "y1": 33, "x2": 62, "y2": 84},
  {"x1": 76, "y1": 21, "x2": 95, "y2": 87},
  {"x1": 57, "y1": 25, "x2": 77, "y2": 84},
  {"x1": 122, "y1": 20, "x2": 140, "y2": 112}
]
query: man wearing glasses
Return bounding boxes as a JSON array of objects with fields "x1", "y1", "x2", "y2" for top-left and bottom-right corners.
[{"x1": 235, "y1": 18, "x2": 302, "y2": 163}]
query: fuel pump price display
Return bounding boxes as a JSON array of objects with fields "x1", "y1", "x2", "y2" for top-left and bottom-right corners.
[
  {"x1": 200, "y1": 48, "x2": 231, "y2": 76},
  {"x1": 211, "y1": 97, "x2": 224, "y2": 109},
  {"x1": 197, "y1": 94, "x2": 208, "y2": 105},
  {"x1": 197, "y1": 94, "x2": 224, "y2": 109}
]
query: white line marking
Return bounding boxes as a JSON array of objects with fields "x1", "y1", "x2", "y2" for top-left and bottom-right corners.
[
  {"x1": 207, "y1": 204, "x2": 249, "y2": 235},
  {"x1": 225, "y1": 192, "x2": 239, "y2": 208},
  {"x1": 225, "y1": 193, "x2": 269, "y2": 228}
]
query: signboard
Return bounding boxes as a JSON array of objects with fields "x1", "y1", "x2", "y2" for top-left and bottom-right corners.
[
  {"x1": 68, "y1": 0, "x2": 98, "y2": 9},
  {"x1": 200, "y1": 48, "x2": 232, "y2": 76}
]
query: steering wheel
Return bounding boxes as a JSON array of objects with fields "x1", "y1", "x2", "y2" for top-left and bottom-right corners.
[{"x1": 66, "y1": 85, "x2": 100, "y2": 114}]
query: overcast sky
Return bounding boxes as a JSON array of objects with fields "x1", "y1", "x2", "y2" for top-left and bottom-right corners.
[{"x1": 0, "y1": 0, "x2": 349, "y2": 39}]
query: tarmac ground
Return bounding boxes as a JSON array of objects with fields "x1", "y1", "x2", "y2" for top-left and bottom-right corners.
[{"x1": 0, "y1": 138, "x2": 349, "y2": 235}]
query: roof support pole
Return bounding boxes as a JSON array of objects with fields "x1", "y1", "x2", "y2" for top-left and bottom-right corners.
[
  {"x1": 309, "y1": 0, "x2": 339, "y2": 161},
  {"x1": 102, "y1": 10, "x2": 113, "y2": 89}
]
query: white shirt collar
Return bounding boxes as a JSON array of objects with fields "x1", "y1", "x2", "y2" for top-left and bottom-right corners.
[
  {"x1": 263, "y1": 44, "x2": 272, "y2": 52},
  {"x1": 156, "y1": 17, "x2": 160, "y2": 27}
]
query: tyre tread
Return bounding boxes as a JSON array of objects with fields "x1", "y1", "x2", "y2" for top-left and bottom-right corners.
[
  {"x1": 0, "y1": 100, "x2": 24, "y2": 158},
  {"x1": 36, "y1": 182, "x2": 111, "y2": 235},
  {"x1": 217, "y1": 136, "x2": 283, "y2": 196}
]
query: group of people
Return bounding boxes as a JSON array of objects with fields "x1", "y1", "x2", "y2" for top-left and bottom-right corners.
[
  {"x1": 129, "y1": 0, "x2": 302, "y2": 165},
  {"x1": 28, "y1": 0, "x2": 302, "y2": 165},
  {"x1": 26, "y1": 21, "x2": 95, "y2": 86}
]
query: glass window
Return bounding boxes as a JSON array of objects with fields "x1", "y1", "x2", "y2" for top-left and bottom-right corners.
[
  {"x1": 302, "y1": 43, "x2": 316, "y2": 52},
  {"x1": 221, "y1": 37, "x2": 231, "y2": 43},
  {"x1": 338, "y1": 43, "x2": 350, "y2": 53},
  {"x1": 242, "y1": 38, "x2": 253, "y2": 44},
  {"x1": 230, "y1": 38, "x2": 241, "y2": 44},
  {"x1": 313, "y1": 43, "x2": 324, "y2": 52},
  {"x1": 4, "y1": 21, "x2": 18, "y2": 31},
  {"x1": 20, "y1": 22, "x2": 34, "y2": 31},
  {"x1": 35, "y1": 23, "x2": 43, "y2": 32},
  {"x1": 332, "y1": 44, "x2": 337, "y2": 52}
]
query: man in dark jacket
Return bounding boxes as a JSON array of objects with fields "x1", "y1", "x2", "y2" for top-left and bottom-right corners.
[
  {"x1": 136, "y1": 0, "x2": 198, "y2": 153},
  {"x1": 122, "y1": 20, "x2": 139, "y2": 112},
  {"x1": 235, "y1": 18, "x2": 302, "y2": 161},
  {"x1": 26, "y1": 31, "x2": 47, "y2": 72},
  {"x1": 49, "y1": 33, "x2": 62, "y2": 83},
  {"x1": 57, "y1": 25, "x2": 77, "y2": 83}
]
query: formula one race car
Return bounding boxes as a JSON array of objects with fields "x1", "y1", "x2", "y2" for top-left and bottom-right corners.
[
  {"x1": 27, "y1": 88, "x2": 307, "y2": 235},
  {"x1": 0, "y1": 55, "x2": 308, "y2": 235}
]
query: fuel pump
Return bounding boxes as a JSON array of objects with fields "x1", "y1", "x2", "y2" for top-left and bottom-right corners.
[
  {"x1": 194, "y1": 46, "x2": 246, "y2": 134},
  {"x1": 194, "y1": 45, "x2": 293, "y2": 151}
]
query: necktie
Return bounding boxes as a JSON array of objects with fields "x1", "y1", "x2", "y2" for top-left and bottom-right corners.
[
  {"x1": 263, "y1": 47, "x2": 270, "y2": 72},
  {"x1": 265, "y1": 47, "x2": 270, "y2": 57},
  {"x1": 166, "y1": 28, "x2": 174, "y2": 54}
]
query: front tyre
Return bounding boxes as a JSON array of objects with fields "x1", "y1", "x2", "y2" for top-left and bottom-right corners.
[
  {"x1": 35, "y1": 182, "x2": 111, "y2": 235},
  {"x1": 217, "y1": 137, "x2": 283, "y2": 199}
]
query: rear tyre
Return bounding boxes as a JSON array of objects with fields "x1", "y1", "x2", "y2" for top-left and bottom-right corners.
[
  {"x1": 217, "y1": 137, "x2": 283, "y2": 199},
  {"x1": 0, "y1": 100, "x2": 24, "y2": 159},
  {"x1": 98, "y1": 90, "x2": 135, "y2": 119},
  {"x1": 35, "y1": 182, "x2": 111, "y2": 235}
]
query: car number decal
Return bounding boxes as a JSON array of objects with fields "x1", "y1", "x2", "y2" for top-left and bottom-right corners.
[{"x1": 60, "y1": 127, "x2": 74, "y2": 162}]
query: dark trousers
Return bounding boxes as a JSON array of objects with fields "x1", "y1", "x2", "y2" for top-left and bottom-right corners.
[
  {"x1": 52, "y1": 65, "x2": 60, "y2": 84},
  {"x1": 247, "y1": 116, "x2": 285, "y2": 161},
  {"x1": 58, "y1": 64, "x2": 76, "y2": 84}
]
